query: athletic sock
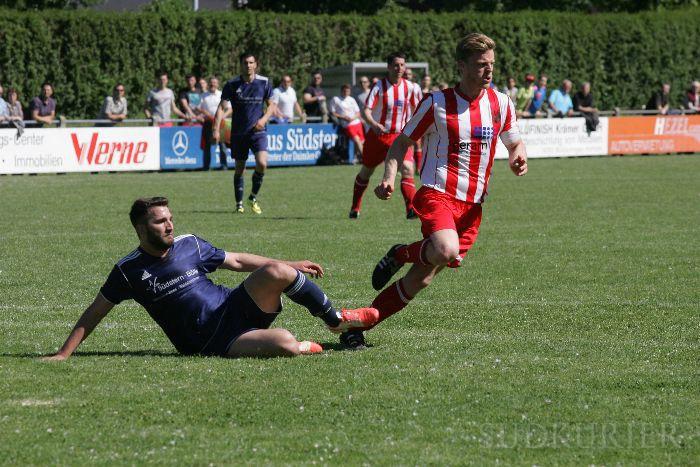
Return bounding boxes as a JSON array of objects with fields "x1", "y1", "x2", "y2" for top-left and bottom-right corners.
[
  {"x1": 368, "y1": 278, "x2": 414, "y2": 328},
  {"x1": 395, "y1": 239, "x2": 431, "y2": 265},
  {"x1": 400, "y1": 177, "x2": 416, "y2": 212},
  {"x1": 233, "y1": 174, "x2": 244, "y2": 205},
  {"x1": 251, "y1": 170, "x2": 264, "y2": 197},
  {"x1": 351, "y1": 174, "x2": 369, "y2": 212},
  {"x1": 415, "y1": 148, "x2": 423, "y2": 172},
  {"x1": 284, "y1": 270, "x2": 341, "y2": 327}
]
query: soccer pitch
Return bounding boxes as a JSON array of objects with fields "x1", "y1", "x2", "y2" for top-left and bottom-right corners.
[{"x1": 0, "y1": 156, "x2": 697, "y2": 464}]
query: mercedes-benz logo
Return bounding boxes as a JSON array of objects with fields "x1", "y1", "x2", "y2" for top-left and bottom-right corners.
[{"x1": 172, "y1": 131, "x2": 189, "y2": 156}]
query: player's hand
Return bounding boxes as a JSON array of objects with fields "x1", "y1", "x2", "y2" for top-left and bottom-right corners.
[
  {"x1": 289, "y1": 261, "x2": 324, "y2": 278},
  {"x1": 254, "y1": 119, "x2": 266, "y2": 131},
  {"x1": 510, "y1": 154, "x2": 528, "y2": 176},
  {"x1": 212, "y1": 130, "x2": 220, "y2": 143},
  {"x1": 374, "y1": 181, "x2": 394, "y2": 200},
  {"x1": 374, "y1": 123, "x2": 388, "y2": 134},
  {"x1": 41, "y1": 354, "x2": 67, "y2": 362}
]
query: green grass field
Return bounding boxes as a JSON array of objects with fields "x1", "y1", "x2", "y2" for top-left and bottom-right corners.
[{"x1": 0, "y1": 156, "x2": 698, "y2": 465}]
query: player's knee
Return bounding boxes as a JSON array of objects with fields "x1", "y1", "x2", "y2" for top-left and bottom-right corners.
[
  {"x1": 431, "y1": 243, "x2": 459, "y2": 265},
  {"x1": 260, "y1": 262, "x2": 296, "y2": 284},
  {"x1": 400, "y1": 163, "x2": 414, "y2": 177}
]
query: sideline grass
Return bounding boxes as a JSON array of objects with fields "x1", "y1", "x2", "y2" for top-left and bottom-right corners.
[{"x1": 0, "y1": 156, "x2": 698, "y2": 464}]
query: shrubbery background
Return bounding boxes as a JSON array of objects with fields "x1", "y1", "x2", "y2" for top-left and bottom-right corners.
[{"x1": 0, "y1": 8, "x2": 698, "y2": 118}]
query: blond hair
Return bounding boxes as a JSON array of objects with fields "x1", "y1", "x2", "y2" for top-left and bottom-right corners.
[{"x1": 455, "y1": 33, "x2": 496, "y2": 62}]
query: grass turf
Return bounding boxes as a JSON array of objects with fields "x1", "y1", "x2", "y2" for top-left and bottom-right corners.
[{"x1": 0, "y1": 156, "x2": 698, "y2": 465}]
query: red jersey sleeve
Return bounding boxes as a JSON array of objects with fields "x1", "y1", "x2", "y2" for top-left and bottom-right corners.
[{"x1": 402, "y1": 94, "x2": 434, "y2": 141}]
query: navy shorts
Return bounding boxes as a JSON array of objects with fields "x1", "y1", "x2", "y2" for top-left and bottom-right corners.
[
  {"x1": 198, "y1": 284, "x2": 280, "y2": 357},
  {"x1": 230, "y1": 132, "x2": 267, "y2": 160}
]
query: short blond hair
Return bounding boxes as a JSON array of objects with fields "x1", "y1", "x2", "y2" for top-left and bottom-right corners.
[{"x1": 456, "y1": 33, "x2": 496, "y2": 62}]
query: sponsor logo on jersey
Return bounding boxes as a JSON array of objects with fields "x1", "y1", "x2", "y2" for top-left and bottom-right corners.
[{"x1": 473, "y1": 126, "x2": 494, "y2": 139}]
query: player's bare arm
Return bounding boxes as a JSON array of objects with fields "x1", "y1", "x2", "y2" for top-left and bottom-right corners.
[
  {"x1": 221, "y1": 252, "x2": 323, "y2": 278},
  {"x1": 375, "y1": 133, "x2": 414, "y2": 200},
  {"x1": 42, "y1": 293, "x2": 114, "y2": 361},
  {"x1": 363, "y1": 107, "x2": 386, "y2": 133},
  {"x1": 507, "y1": 139, "x2": 528, "y2": 176},
  {"x1": 212, "y1": 100, "x2": 228, "y2": 142},
  {"x1": 254, "y1": 98, "x2": 276, "y2": 131}
]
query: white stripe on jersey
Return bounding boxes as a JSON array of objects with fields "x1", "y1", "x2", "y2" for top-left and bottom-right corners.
[{"x1": 403, "y1": 87, "x2": 520, "y2": 203}]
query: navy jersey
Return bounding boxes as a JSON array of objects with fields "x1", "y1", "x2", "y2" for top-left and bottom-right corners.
[
  {"x1": 221, "y1": 74, "x2": 273, "y2": 135},
  {"x1": 100, "y1": 234, "x2": 229, "y2": 354}
]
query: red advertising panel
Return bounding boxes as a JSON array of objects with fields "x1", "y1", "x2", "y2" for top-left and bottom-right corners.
[{"x1": 608, "y1": 115, "x2": 700, "y2": 155}]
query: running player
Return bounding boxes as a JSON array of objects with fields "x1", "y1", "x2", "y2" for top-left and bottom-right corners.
[
  {"x1": 44, "y1": 197, "x2": 378, "y2": 360},
  {"x1": 340, "y1": 33, "x2": 528, "y2": 349},
  {"x1": 214, "y1": 52, "x2": 275, "y2": 215},
  {"x1": 349, "y1": 52, "x2": 420, "y2": 220}
]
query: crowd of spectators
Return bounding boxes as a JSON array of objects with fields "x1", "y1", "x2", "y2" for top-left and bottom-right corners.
[{"x1": 0, "y1": 70, "x2": 698, "y2": 133}]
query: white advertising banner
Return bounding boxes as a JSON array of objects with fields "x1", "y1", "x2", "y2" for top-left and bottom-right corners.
[
  {"x1": 495, "y1": 117, "x2": 608, "y2": 159},
  {"x1": 0, "y1": 127, "x2": 160, "y2": 174}
]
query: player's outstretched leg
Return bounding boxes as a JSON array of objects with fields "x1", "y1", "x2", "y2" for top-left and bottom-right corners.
[
  {"x1": 350, "y1": 166, "x2": 374, "y2": 218},
  {"x1": 248, "y1": 150, "x2": 267, "y2": 215},
  {"x1": 226, "y1": 328, "x2": 322, "y2": 358},
  {"x1": 233, "y1": 159, "x2": 246, "y2": 213},
  {"x1": 245, "y1": 262, "x2": 378, "y2": 332}
]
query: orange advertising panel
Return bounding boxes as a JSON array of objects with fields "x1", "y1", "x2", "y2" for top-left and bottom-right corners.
[{"x1": 608, "y1": 115, "x2": 700, "y2": 154}]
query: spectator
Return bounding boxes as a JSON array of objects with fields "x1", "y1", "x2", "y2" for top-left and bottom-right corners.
[
  {"x1": 178, "y1": 74, "x2": 202, "y2": 121},
  {"x1": 98, "y1": 83, "x2": 128, "y2": 125},
  {"x1": 548, "y1": 79, "x2": 574, "y2": 117},
  {"x1": 505, "y1": 76, "x2": 518, "y2": 102},
  {"x1": 199, "y1": 76, "x2": 231, "y2": 169},
  {"x1": 31, "y1": 82, "x2": 56, "y2": 127},
  {"x1": 682, "y1": 80, "x2": 700, "y2": 112},
  {"x1": 420, "y1": 75, "x2": 432, "y2": 95},
  {"x1": 515, "y1": 73, "x2": 536, "y2": 117},
  {"x1": 0, "y1": 84, "x2": 8, "y2": 122},
  {"x1": 4, "y1": 88, "x2": 24, "y2": 137},
  {"x1": 573, "y1": 81, "x2": 600, "y2": 134},
  {"x1": 270, "y1": 75, "x2": 305, "y2": 124},
  {"x1": 437, "y1": 82, "x2": 449, "y2": 91},
  {"x1": 528, "y1": 75, "x2": 548, "y2": 117},
  {"x1": 646, "y1": 83, "x2": 671, "y2": 115},
  {"x1": 144, "y1": 71, "x2": 186, "y2": 127},
  {"x1": 354, "y1": 75, "x2": 372, "y2": 111},
  {"x1": 302, "y1": 70, "x2": 328, "y2": 123},
  {"x1": 330, "y1": 84, "x2": 365, "y2": 162}
]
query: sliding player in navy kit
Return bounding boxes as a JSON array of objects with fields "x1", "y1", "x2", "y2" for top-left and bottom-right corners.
[{"x1": 44, "y1": 197, "x2": 378, "y2": 360}]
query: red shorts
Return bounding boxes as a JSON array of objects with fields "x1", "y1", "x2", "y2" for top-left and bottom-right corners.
[
  {"x1": 362, "y1": 130, "x2": 414, "y2": 168},
  {"x1": 412, "y1": 186, "x2": 483, "y2": 268},
  {"x1": 344, "y1": 122, "x2": 365, "y2": 142}
]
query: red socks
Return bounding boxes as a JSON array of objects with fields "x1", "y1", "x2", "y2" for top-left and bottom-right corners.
[
  {"x1": 351, "y1": 174, "x2": 369, "y2": 212},
  {"x1": 415, "y1": 148, "x2": 423, "y2": 172},
  {"x1": 395, "y1": 239, "x2": 430, "y2": 265},
  {"x1": 367, "y1": 278, "x2": 414, "y2": 329},
  {"x1": 400, "y1": 177, "x2": 416, "y2": 212}
]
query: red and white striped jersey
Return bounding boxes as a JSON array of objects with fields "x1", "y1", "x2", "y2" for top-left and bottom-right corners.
[
  {"x1": 365, "y1": 78, "x2": 418, "y2": 134},
  {"x1": 406, "y1": 81, "x2": 423, "y2": 120},
  {"x1": 402, "y1": 87, "x2": 521, "y2": 203}
]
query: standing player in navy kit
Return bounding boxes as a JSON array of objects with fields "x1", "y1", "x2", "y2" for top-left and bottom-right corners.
[
  {"x1": 43, "y1": 197, "x2": 378, "y2": 360},
  {"x1": 214, "y1": 52, "x2": 276, "y2": 215}
]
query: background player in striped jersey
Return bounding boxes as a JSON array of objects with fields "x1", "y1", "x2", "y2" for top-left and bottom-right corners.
[
  {"x1": 339, "y1": 33, "x2": 528, "y2": 349},
  {"x1": 44, "y1": 197, "x2": 378, "y2": 360},
  {"x1": 403, "y1": 67, "x2": 425, "y2": 198},
  {"x1": 349, "y1": 52, "x2": 420, "y2": 220}
]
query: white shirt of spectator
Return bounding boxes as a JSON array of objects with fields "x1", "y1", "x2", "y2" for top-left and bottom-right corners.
[
  {"x1": 272, "y1": 86, "x2": 298, "y2": 121},
  {"x1": 147, "y1": 88, "x2": 175, "y2": 121},
  {"x1": 330, "y1": 95, "x2": 361, "y2": 128},
  {"x1": 200, "y1": 90, "x2": 228, "y2": 117}
]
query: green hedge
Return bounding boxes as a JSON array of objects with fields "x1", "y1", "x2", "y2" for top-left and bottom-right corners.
[{"x1": 0, "y1": 9, "x2": 698, "y2": 118}]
